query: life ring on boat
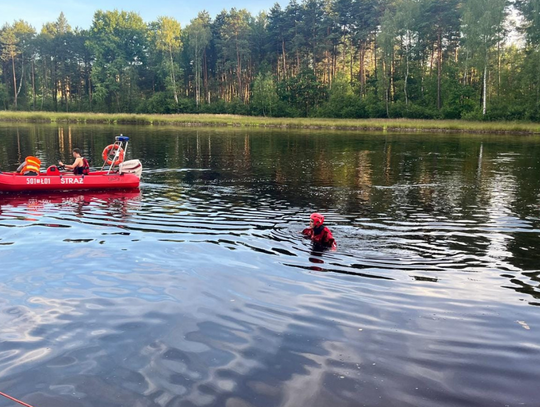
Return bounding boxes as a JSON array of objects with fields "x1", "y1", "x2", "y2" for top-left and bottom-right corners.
[{"x1": 102, "y1": 144, "x2": 125, "y2": 166}]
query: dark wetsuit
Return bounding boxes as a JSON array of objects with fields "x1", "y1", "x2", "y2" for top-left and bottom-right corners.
[{"x1": 302, "y1": 225, "x2": 337, "y2": 249}]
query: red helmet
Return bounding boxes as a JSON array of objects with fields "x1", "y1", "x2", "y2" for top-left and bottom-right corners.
[{"x1": 310, "y1": 213, "x2": 325, "y2": 227}]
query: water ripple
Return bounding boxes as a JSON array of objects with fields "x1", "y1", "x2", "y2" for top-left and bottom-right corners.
[{"x1": 1, "y1": 128, "x2": 540, "y2": 407}]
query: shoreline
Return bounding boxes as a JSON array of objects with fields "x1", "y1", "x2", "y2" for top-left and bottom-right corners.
[{"x1": 1, "y1": 111, "x2": 540, "y2": 135}]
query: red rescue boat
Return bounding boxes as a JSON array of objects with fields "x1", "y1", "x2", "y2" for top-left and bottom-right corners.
[
  {"x1": 0, "y1": 135, "x2": 143, "y2": 193},
  {"x1": 0, "y1": 170, "x2": 140, "y2": 192}
]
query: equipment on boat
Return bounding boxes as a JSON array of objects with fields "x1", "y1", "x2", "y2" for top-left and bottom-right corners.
[
  {"x1": 102, "y1": 143, "x2": 125, "y2": 167},
  {"x1": 101, "y1": 135, "x2": 130, "y2": 173},
  {"x1": 18, "y1": 156, "x2": 41, "y2": 175},
  {"x1": 119, "y1": 159, "x2": 143, "y2": 178},
  {"x1": 0, "y1": 135, "x2": 142, "y2": 193}
]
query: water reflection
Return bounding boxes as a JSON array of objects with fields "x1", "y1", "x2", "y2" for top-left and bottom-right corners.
[
  {"x1": 0, "y1": 191, "x2": 141, "y2": 225},
  {"x1": 0, "y1": 124, "x2": 540, "y2": 407}
]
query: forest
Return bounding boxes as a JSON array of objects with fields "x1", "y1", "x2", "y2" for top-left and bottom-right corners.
[{"x1": 1, "y1": 0, "x2": 540, "y2": 121}]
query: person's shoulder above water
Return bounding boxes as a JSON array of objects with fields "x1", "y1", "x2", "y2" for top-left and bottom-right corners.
[
  {"x1": 302, "y1": 212, "x2": 337, "y2": 250},
  {"x1": 320, "y1": 226, "x2": 337, "y2": 250}
]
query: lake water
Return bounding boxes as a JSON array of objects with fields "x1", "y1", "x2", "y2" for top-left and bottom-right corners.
[{"x1": 0, "y1": 124, "x2": 539, "y2": 407}]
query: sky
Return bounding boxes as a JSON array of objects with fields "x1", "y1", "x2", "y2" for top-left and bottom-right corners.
[{"x1": 1, "y1": 0, "x2": 279, "y2": 30}]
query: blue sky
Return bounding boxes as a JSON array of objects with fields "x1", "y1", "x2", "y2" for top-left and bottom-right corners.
[{"x1": 1, "y1": 0, "x2": 279, "y2": 30}]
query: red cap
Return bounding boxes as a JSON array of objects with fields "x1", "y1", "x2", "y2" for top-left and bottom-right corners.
[{"x1": 310, "y1": 213, "x2": 324, "y2": 227}]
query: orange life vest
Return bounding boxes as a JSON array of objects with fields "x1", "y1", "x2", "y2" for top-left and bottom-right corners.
[{"x1": 20, "y1": 156, "x2": 41, "y2": 175}]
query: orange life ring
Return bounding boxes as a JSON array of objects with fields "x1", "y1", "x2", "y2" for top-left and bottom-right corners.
[{"x1": 102, "y1": 144, "x2": 125, "y2": 166}]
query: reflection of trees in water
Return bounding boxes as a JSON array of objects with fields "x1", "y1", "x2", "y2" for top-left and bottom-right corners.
[
  {"x1": 3, "y1": 126, "x2": 540, "y2": 287},
  {"x1": 355, "y1": 150, "x2": 372, "y2": 203},
  {"x1": 0, "y1": 125, "x2": 110, "y2": 170},
  {"x1": 139, "y1": 130, "x2": 540, "y2": 218}
]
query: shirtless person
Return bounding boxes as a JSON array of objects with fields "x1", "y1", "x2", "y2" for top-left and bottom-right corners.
[{"x1": 59, "y1": 148, "x2": 89, "y2": 175}]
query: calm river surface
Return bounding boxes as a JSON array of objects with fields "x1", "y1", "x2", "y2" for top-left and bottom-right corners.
[{"x1": 0, "y1": 124, "x2": 539, "y2": 407}]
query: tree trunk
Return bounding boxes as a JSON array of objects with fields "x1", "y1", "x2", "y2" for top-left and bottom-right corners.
[
  {"x1": 342, "y1": 40, "x2": 347, "y2": 72},
  {"x1": 482, "y1": 57, "x2": 488, "y2": 116},
  {"x1": 420, "y1": 56, "x2": 425, "y2": 98},
  {"x1": 282, "y1": 37, "x2": 287, "y2": 78},
  {"x1": 203, "y1": 49, "x2": 209, "y2": 104},
  {"x1": 236, "y1": 34, "x2": 243, "y2": 102},
  {"x1": 497, "y1": 41, "x2": 501, "y2": 97},
  {"x1": 41, "y1": 57, "x2": 46, "y2": 110},
  {"x1": 405, "y1": 36, "x2": 409, "y2": 107},
  {"x1": 16, "y1": 55, "x2": 24, "y2": 100},
  {"x1": 89, "y1": 74, "x2": 93, "y2": 110},
  {"x1": 429, "y1": 44, "x2": 434, "y2": 75},
  {"x1": 52, "y1": 60, "x2": 58, "y2": 111},
  {"x1": 437, "y1": 29, "x2": 442, "y2": 110},
  {"x1": 391, "y1": 47, "x2": 396, "y2": 103},
  {"x1": 78, "y1": 65, "x2": 82, "y2": 112},
  {"x1": 11, "y1": 56, "x2": 18, "y2": 108},
  {"x1": 350, "y1": 38, "x2": 353, "y2": 85},
  {"x1": 65, "y1": 78, "x2": 69, "y2": 112},
  {"x1": 195, "y1": 35, "x2": 200, "y2": 107},
  {"x1": 169, "y1": 45, "x2": 179, "y2": 104},
  {"x1": 359, "y1": 42, "x2": 365, "y2": 96},
  {"x1": 383, "y1": 59, "x2": 389, "y2": 117},
  {"x1": 312, "y1": 31, "x2": 316, "y2": 75},
  {"x1": 325, "y1": 49, "x2": 330, "y2": 85},
  {"x1": 463, "y1": 49, "x2": 469, "y2": 85},
  {"x1": 374, "y1": 36, "x2": 378, "y2": 93},
  {"x1": 32, "y1": 59, "x2": 36, "y2": 110},
  {"x1": 326, "y1": 26, "x2": 331, "y2": 85},
  {"x1": 333, "y1": 44, "x2": 337, "y2": 81}
]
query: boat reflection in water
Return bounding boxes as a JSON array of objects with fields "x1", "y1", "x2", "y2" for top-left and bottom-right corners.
[{"x1": 0, "y1": 190, "x2": 142, "y2": 223}]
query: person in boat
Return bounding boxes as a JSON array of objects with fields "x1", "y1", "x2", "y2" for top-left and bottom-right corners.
[
  {"x1": 59, "y1": 148, "x2": 90, "y2": 175},
  {"x1": 302, "y1": 213, "x2": 337, "y2": 250}
]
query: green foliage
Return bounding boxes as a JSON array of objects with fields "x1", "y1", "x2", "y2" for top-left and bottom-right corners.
[
  {"x1": 516, "y1": 0, "x2": 540, "y2": 46},
  {"x1": 185, "y1": 12, "x2": 211, "y2": 106},
  {"x1": 0, "y1": 83, "x2": 8, "y2": 109},
  {"x1": 0, "y1": 20, "x2": 36, "y2": 108},
  {"x1": 462, "y1": 0, "x2": 509, "y2": 115},
  {"x1": 277, "y1": 70, "x2": 328, "y2": 116},
  {"x1": 139, "y1": 92, "x2": 195, "y2": 114},
  {"x1": 251, "y1": 72, "x2": 278, "y2": 116},
  {"x1": 87, "y1": 10, "x2": 148, "y2": 112},
  {"x1": 150, "y1": 16, "x2": 182, "y2": 104},
  {"x1": 315, "y1": 74, "x2": 366, "y2": 118},
  {"x1": 0, "y1": 0, "x2": 539, "y2": 121}
]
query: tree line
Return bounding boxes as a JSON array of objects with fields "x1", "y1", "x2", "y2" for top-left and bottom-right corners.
[{"x1": 1, "y1": 0, "x2": 540, "y2": 120}]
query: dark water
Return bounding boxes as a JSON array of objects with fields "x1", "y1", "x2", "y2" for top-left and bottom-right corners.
[{"x1": 0, "y1": 124, "x2": 539, "y2": 407}]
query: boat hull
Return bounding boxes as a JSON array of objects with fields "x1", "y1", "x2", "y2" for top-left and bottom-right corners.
[{"x1": 0, "y1": 171, "x2": 140, "y2": 192}]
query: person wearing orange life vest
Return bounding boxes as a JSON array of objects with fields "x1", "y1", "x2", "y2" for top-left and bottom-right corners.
[
  {"x1": 59, "y1": 148, "x2": 90, "y2": 175},
  {"x1": 302, "y1": 213, "x2": 337, "y2": 250}
]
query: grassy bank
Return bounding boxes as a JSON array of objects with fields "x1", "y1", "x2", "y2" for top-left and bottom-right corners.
[{"x1": 1, "y1": 111, "x2": 540, "y2": 134}]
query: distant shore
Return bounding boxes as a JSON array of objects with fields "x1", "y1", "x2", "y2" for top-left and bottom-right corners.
[{"x1": 1, "y1": 111, "x2": 539, "y2": 135}]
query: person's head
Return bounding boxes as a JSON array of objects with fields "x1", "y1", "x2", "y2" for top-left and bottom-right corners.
[
  {"x1": 72, "y1": 148, "x2": 81, "y2": 158},
  {"x1": 309, "y1": 213, "x2": 325, "y2": 229}
]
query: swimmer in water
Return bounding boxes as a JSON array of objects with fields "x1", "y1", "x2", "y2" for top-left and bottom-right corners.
[{"x1": 302, "y1": 213, "x2": 337, "y2": 250}]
